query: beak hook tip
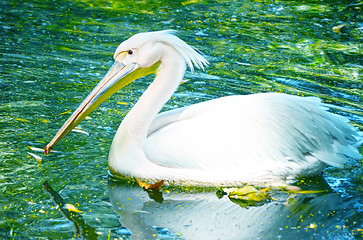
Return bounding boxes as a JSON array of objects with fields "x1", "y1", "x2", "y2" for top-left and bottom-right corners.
[{"x1": 44, "y1": 146, "x2": 50, "y2": 155}]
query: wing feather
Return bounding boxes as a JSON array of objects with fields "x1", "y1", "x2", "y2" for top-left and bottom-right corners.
[{"x1": 144, "y1": 93, "x2": 362, "y2": 180}]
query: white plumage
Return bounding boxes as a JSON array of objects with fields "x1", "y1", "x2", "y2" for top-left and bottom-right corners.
[{"x1": 46, "y1": 30, "x2": 362, "y2": 187}]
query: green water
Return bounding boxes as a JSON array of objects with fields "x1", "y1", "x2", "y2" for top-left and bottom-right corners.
[{"x1": 1, "y1": 0, "x2": 362, "y2": 239}]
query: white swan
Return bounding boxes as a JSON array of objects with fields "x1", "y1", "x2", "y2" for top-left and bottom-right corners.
[{"x1": 45, "y1": 30, "x2": 362, "y2": 186}]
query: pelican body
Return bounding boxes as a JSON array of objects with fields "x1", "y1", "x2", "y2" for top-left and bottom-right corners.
[{"x1": 45, "y1": 30, "x2": 362, "y2": 186}]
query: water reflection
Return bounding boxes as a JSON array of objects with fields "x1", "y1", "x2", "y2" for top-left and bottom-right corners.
[
  {"x1": 43, "y1": 181, "x2": 98, "y2": 239},
  {"x1": 108, "y1": 177, "x2": 358, "y2": 240}
]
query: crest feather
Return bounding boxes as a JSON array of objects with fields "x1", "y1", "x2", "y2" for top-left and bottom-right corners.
[{"x1": 116, "y1": 30, "x2": 209, "y2": 72}]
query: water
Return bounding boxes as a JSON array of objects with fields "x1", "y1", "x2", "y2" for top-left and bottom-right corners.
[{"x1": 1, "y1": 0, "x2": 362, "y2": 239}]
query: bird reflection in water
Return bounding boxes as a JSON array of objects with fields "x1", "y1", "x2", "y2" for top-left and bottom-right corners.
[{"x1": 107, "y1": 176, "x2": 358, "y2": 240}]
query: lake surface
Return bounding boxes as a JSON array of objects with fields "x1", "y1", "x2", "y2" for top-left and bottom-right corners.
[{"x1": 1, "y1": 0, "x2": 362, "y2": 239}]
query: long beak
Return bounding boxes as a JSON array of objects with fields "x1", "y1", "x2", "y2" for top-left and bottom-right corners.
[{"x1": 45, "y1": 60, "x2": 160, "y2": 154}]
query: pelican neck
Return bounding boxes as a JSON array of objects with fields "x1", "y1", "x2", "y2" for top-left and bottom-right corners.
[{"x1": 120, "y1": 50, "x2": 187, "y2": 141}]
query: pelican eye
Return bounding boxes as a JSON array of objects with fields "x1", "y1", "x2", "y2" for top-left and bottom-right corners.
[{"x1": 128, "y1": 50, "x2": 133, "y2": 55}]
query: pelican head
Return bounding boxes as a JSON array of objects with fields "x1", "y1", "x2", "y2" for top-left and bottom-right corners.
[{"x1": 45, "y1": 30, "x2": 208, "y2": 153}]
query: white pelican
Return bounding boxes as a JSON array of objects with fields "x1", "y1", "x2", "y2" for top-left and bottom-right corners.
[{"x1": 45, "y1": 30, "x2": 362, "y2": 187}]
